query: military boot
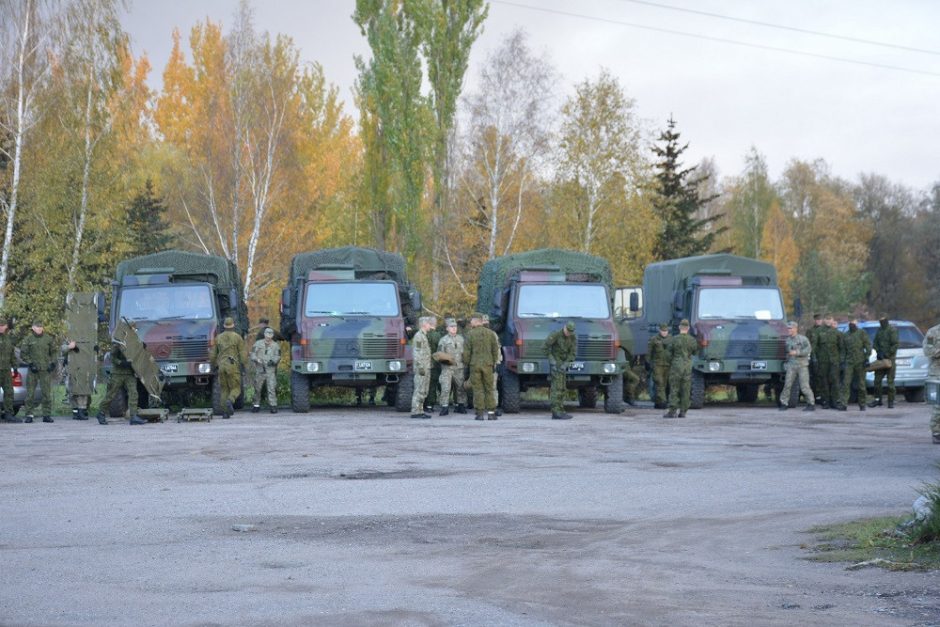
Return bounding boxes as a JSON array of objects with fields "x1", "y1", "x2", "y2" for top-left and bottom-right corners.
[
  {"x1": 24, "y1": 414, "x2": 34, "y2": 423},
  {"x1": 487, "y1": 411, "x2": 498, "y2": 420},
  {"x1": 552, "y1": 412, "x2": 571, "y2": 420},
  {"x1": 819, "y1": 401, "x2": 829, "y2": 409},
  {"x1": 129, "y1": 415, "x2": 146, "y2": 425},
  {"x1": 42, "y1": 416, "x2": 53, "y2": 423},
  {"x1": 270, "y1": 407, "x2": 278, "y2": 414},
  {"x1": 677, "y1": 410, "x2": 687, "y2": 418},
  {"x1": 494, "y1": 408, "x2": 503, "y2": 417},
  {"x1": 887, "y1": 400, "x2": 894, "y2": 409},
  {"x1": 778, "y1": 403, "x2": 789, "y2": 411},
  {"x1": 439, "y1": 406, "x2": 449, "y2": 416},
  {"x1": 836, "y1": 404, "x2": 847, "y2": 411},
  {"x1": 96, "y1": 413, "x2": 108, "y2": 425},
  {"x1": 663, "y1": 408, "x2": 677, "y2": 418},
  {"x1": 803, "y1": 404, "x2": 815, "y2": 412},
  {"x1": 868, "y1": 398, "x2": 882, "y2": 408},
  {"x1": 2, "y1": 412, "x2": 23, "y2": 423},
  {"x1": 475, "y1": 412, "x2": 485, "y2": 421},
  {"x1": 252, "y1": 405, "x2": 260, "y2": 413},
  {"x1": 455, "y1": 404, "x2": 467, "y2": 414},
  {"x1": 410, "y1": 412, "x2": 426, "y2": 419},
  {"x1": 933, "y1": 433, "x2": 940, "y2": 445},
  {"x1": 859, "y1": 405, "x2": 866, "y2": 411},
  {"x1": 226, "y1": 400, "x2": 235, "y2": 417},
  {"x1": 77, "y1": 408, "x2": 88, "y2": 420},
  {"x1": 72, "y1": 408, "x2": 80, "y2": 420}
]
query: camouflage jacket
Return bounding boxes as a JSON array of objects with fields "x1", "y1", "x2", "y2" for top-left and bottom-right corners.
[
  {"x1": 785, "y1": 334, "x2": 812, "y2": 367},
  {"x1": 647, "y1": 334, "x2": 670, "y2": 368},
  {"x1": 545, "y1": 329, "x2": 576, "y2": 365},
  {"x1": 212, "y1": 331, "x2": 246, "y2": 368},
  {"x1": 668, "y1": 333, "x2": 698, "y2": 368},
  {"x1": 816, "y1": 326, "x2": 842, "y2": 362},
  {"x1": 873, "y1": 325, "x2": 899, "y2": 360},
  {"x1": 19, "y1": 331, "x2": 57, "y2": 370},
  {"x1": 465, "y1": 326, "x2": 499, "y2": 368},
  {"x1": 250, "y1": 339, "x2": 281, "y2": 371},
  {"x1": 110, "y1": 344, "x2": 134, "y2": 374},
  {"x1": 924, "y1": 323, "x2": 940, "y2": 377},
  {"x1": 842, "y1": 328, "x2": 872, "y2": 365},
  {"x1": 0, "y1": 331, "x2": 16, "y2": 370},
  {"x1": 437, "y1": 333, "x2": 464, "y2": 368},
  {"x1": 806, "y1": 325, "x2": 824, "y2": 354},
  {"x1": 412, "y1": 329, "x2": 432, "y2": 371}
]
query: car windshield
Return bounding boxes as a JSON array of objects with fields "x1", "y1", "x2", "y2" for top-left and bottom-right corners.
[
  {"x1": 696, "y1": 288, "x2": 784, "y2": 320},
  {"x1": 304, "y1": 282, "x2": 399, "y2": 317},
  {"x1": 118, "y1": 285, "x2": 215, "y2": 321},
  {"x1": 516, "y1": 284, "x2": 610, "y2": 319}
]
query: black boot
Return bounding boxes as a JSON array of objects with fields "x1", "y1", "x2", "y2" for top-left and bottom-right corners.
[
  {"x1": 410, "y1": 413, "x2": 426, "y2": 419},
  {"x1": 42, "y1": 416, "x2": 53, "y2": 423},
  {"x1": 439, "y1": 406, "x2": 449, "y2": 416},
  {"x1": 552, "y1": 412, "x2": 571, "y2": 420},
  {"x1": 475, "y1": 412, "x2": 485, "y2": 421},
  {"x1": 868, "y1": 398, "x2": 882, "y2": 408},
  {"x1": 129, "y1": 415, "x2": 146, "y2": 425},
  {"x1": 2, "y1": 412, "x2": 23, "y2": 423},
  {"x1": 778, "y1": 403, "x2": 789, "y2": 411},
  {"x1": 887, "y1": 400, "x2": 894, "y2": 409},
  {"x1": 96, "y1": 412, "x2": 108, "y2": 425},
  {"x1": 252, "y1": 405, "x2": 260, "y2": 413},
  {"x1": 677, "y1": 410, "x2": 686, "y2": 418},
  {"x1": 77, "y1": 408, "x2": 88, "y2": 420},
  {"x1": 226, "y1": 400, "x2": 235, "y2": 416},
  {"x1": 933, "y1": 434, "x2": 940, "y2": 445},
  {"x1": 455, "y1": 404, "x2": 467, "y2": 414},
  {"x1": 663, "y1": 409, "x2": 677, "y2": 418},
  {"x1": 494, "y1": 408, "x2": 503, "y2": 417},
  {"x1": 859, "y1": 405, "x2": 866, "y2": 411},
  {"x1": 803, "y1": 404, "x2": 815, "y2": 412},
  {"x1": 270, "y1": 407, "x2": 277, "y2": 414},
  {"x1": 836, "y1": 404, "x2": 847, "y2": 411},
  {"x1": 487, "y1": 411, "x2": 498, "y2": 420},
  {"x1": 25, "y1": 414, "x2": 34, "y2": 423},
  {"x1": 72, "y1": 408, "x2": 80, "y2": 420}
]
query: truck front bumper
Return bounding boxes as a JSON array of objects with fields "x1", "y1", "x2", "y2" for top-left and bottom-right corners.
[{"x1": 292, "y1": 358, "x2": 408, "y2": 377}]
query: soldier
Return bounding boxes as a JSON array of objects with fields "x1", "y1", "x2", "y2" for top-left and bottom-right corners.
[
  {"x1": 19, "y1": 320, "x2": 58, "y2": 423},
  {"x1": 464, "y1": 313, "x2": 500, "y2": 420},
  {"x1": 647, "y1": 323, "x2": 671, "y2": 409},
  {"x1": 0, "y1": 317, "x2": 22, "y2": 422},
  {"x1": 870, "y1": 313, "x2": 899, "y2": 408},
  {"x1": 211, "y1": 316, "x2": 246, "y2": 419},
  {"x1": 807, "y1": 313, "x2": 824, "y2": 402},
  {"x1": 839, "y1": 316, "x2": 871, "y2": 411},
  {"x1": 545, "y1": 321, "x2": 577, "y2": 420},
  {"x1": 436, "y1": 318, "x2": 467, "y2": 416},
  {"x1": 816, "y1": 314, "x2": 842, "y2": 409},
  {"x1": 250, "y1": 327, "x2": 280, "y2": 413},
  {"x1": 252, "y1": 317, "x2": 284, "y2": 342},
  {"x1": 622, "y1": 354, "x2": 642, "y2": 407},
  {"x1": 409, "y1": 316, "x2": 434, "y2": 419},
  {"x1": 664, "y1": 319, "x2": 697, "y2": 418},
  {"x1": 95, "y1": 341, "x2": 143, "y2": 426},
  {"x1": 922, "y1": 321, "x2": 940, "y2": 444},
  {"x1": 425, "y1": 318, "x2": 444, "y2": 411},
  {"x1": 779, "y1": 321, "x2": 815, "y2": 411},
  {"x1": 482, "y1": 314, "x2": 502, "y2": 415}
]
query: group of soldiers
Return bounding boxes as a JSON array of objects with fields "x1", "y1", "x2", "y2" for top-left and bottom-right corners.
[{"x1": 645, "y1": 319, "x2": 699, "y2": 418}]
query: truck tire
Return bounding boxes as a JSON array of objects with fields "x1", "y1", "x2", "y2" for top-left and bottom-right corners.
[
  {"x1": 291, "y1": 371, "x2": 310, "y2": 413},
  {"x1": 109, "y1": 390, "x2": 127, "y2": 418},
  {"x1": 604, "y1": 375, "x2": 623, "y2": 414},
  {"x1": 578, "y1": 386, "x2": 598, "y2": 409},
  {"x1": 394, "y1": 372, "x2": 414, "y2": 412},
  {"x1": 690, "y1": 370, "x2": 705, "y2": 409},
  {"x1": 500, "y1": 365, "x2": 521, "y2": 414},
  {"x1": 904, "y1": 387, "x2": 925, "y2": 403},
  {"x1": 736, "y1": 383, "x2": 759, "y2": 404}
]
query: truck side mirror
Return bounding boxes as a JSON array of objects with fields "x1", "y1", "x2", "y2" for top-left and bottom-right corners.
[
  {"x1": 629, "y1": 292, "x2": 639, "y2": 313},
  {"x1": 281, "y1": 288, "x2": 291, "y2": 315}
]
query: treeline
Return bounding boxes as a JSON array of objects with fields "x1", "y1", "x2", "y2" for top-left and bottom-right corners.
[{"x1": 2, "y1": 0, "x2": 937, "y2": 334}]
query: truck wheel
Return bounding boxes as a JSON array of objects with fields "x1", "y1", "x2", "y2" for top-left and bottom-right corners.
[
  {"x1": 604, "y1": 375, "x2": 623, "y2": 414},
  {"x1": 211, "y1": 375, "x2": 223, "y2": 414},
  {"x1": 690, "y1": 370, "x2": 705, "y2": 409},
  {"x1": 109, "y1": 390, "x2": 127, "y2": 418},
  {"x1": 500, "y1": 365, "x2": 520, "y2": 414},
  {"x1": 578, "y1": 386, "x2": 598, "y2": 409},
  {"x1": 904, "y1": 387, "x2": 925, "y2": 403},
  {"x1": 291, "y1": 371, "x2": 310, "y2": 413},
  {"x1": 394, "y1": 373, "x2": 414, "y2": 412},
  {"x1": 736, "y1": 384, "x2": 759, "y2": 403}
]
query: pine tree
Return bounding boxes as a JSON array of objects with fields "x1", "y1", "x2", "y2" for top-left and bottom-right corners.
[
  {"x1": 125, "y1": 179, "x2": 174, "y2": 256},
  {"x1": 651, "y1": 117, "x2": 724, "y2": 260}
]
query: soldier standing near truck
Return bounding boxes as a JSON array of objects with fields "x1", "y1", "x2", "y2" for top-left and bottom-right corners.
[
  {"x1": 545, "y1": 321, "x2": 577, "y2": 420},
  {"x1": 465, "y1": 313, "x2": 500, "y2": 420},
  {"x1": 816, "y1": 314, "x2": 842, "y2": 409},
  {"x1": 211, "y1": 317, "x2": 245, "y2": 419},
  {"x1": 807, "y1": 313, "x2": 824, "y2": 403},
  {"x1": 251, "y1": 328, "x2": 280, "y2": 413},
  {"x1": 647, "y1": 323, "x2": 671, "y2": 409},
  {"x1": 779, "y1": 321, "x2": 815, "y2": 411},
  {"x1": 0, "y1": 318, "x2": 22, "y2": 422},
  {"x1": 410, "y1": 316, "x2": 434, "y2": 419},
  {"x1": 664, "y1": 319, "x2": 697, "y2": 419},
  {"x1": 95, "y1": 341, "x2": 143, "y2": 425},
  {"x1": 840, "y1": 317, "x2": 872, "y2": 412},
  {"x1": 923, "y1": 322, "x2": 940, "y2": 444},
  {"x1": 870, "y1": 314, "x2": 899, "y2": 408},
  {"x1": 436, "y1": 319, "x2": 466, "y2": 416},
  {"x1": 19, "y1": 321, "x2": 57, "y2": 423}
]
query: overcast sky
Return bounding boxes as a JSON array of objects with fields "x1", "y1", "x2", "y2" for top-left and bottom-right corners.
[{"x1": 123, "y1": 0, "x2": 940, "y2": 191}]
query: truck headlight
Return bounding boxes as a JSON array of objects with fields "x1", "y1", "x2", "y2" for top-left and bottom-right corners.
[
  {"x1": 521, "y1": 362, "x2": 535, "y2": 373},
  {"x1": 388, "y1": 360, "x2": 402, "y2": 372},
  {"x1": 306, "y1": 362, "x2": 320, "y2": 373},
  {"x1": 603, "y1": 363, "x2": 617, "y2": 374},
  {"x1": 197, "y1": 363, "x2": 212, "y2": 374},
  {"x1": 708, "y1": 360, "x2": 721, "y2": 372}
]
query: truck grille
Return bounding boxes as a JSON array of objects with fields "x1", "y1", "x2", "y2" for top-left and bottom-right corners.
[
  {"x1": 150, "y1": 340, "x2": 209, "y2": 362},
  {"x1": 578, "y1": 336, "x2": 614, "y2": 360},
  {"x1": 712, "y1": 339, "x2": 785, "y2": 360},
  {"x1": 309, "y1": 334, "x2": 400, "y2": 359},
  {"x1": 360, "y1": 334, "x2": 400, "y2": 358},
  {"x1": 520, "y1": 341, "x2": 547, "y2": 359}
]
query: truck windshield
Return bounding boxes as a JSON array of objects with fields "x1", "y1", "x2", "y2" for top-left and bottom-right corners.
[
  {"x1": 304, "y1": 282, "x2": 399, "y2": 317},
  {"x1": 118, "y1": 285, "x2": 215, "y2": 321},
  {"x1": 517, "y1": 284, "x2": 610, "y2": 319},
  {"x1": 697, "y1": 288, "x2": 784, "y2": 320}
]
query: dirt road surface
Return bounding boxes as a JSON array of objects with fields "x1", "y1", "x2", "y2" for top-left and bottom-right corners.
[{"x1": 2, "y1": 399, "x2": 939, "y2": 625}]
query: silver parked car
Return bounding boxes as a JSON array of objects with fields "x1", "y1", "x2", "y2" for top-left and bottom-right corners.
[
  {"x1": 838, "y1": 320, "x2": 927, "y2": 402},
  {"x1": 0, "y1": 366, "x2": 34, "y2": 413}
]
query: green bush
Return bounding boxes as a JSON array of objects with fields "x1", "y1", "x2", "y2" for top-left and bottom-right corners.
[{"x1": 912, "y1": 476, "x2": 940, "y2": 545}]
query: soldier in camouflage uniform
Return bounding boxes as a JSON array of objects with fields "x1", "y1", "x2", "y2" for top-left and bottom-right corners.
[
  {"x1": 664, "y1": 319, "x2": 697, "y2": 418},
  {"x1": 465, "y1": 313, "x2": 499, "y2": 420},
  {"x1": 816, "y1": 314, "x2": 843, "y2": 409},
  {"x1": 806, "y1": 313, "x2": 824, "y2": 403},
  {"x1": 922, "y1": 322, "x2": 940, "y2": 444},
  {"x1": 436, "y1": 319, "x2": 466, "y2": 415},
  {"x1": 870, "y1": 314, "x2": 899, "y2": 408},
  {"x1": 424, "y1": 319, "x2": 444, "y2": 411},
  {"x1": 545, "y1": 321, "x2": 577, "y2": 420},
  {"x1": 19, "y1": 321, "x2": 58, "y2": 423},
  {"x1": 95, "y1": 342, "x2": 143, "y2": 425},
  {"x1": 251, "y1": 327, "x2": 280, "y2": 413},
  {"x1": 0, "y1": 318, "x2": 22, "y2": 422},
  {"x1": 482, "y1": 314, "x2": 502, "y2": 415},
  {"x1": 839, "y1": 317, "x2": 871, "y2": 411},
  {"x1": 410, "y1": 316, "x2": 434, "y2": 419},
  {"x1": 779, "y1": 321, "x2": 815, "y2": 411},
  {"x1": 647, "y1": 323, "x2": 671, "y2": 409},
  {"x1": 211, "y1": 316, "x2": 246, "y2": 419}
]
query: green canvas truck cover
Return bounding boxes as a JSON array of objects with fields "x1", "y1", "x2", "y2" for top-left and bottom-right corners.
[{"x1": 288, "y1": 247, "x2": 407, "y2": 286}]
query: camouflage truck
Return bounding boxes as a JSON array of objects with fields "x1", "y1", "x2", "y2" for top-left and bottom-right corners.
[
  {"x1": 477, "y1": 249, "x2": 627, "y2": 414},
  {"x1": 280, "y1": 247, "x2": 421, "y2": 412},
  {"x1": 615, "y1": 254, "x2": 788, "y2": 408},
  {"x1": 109, "y1": 250, "x2": 248, "y2": 415}
]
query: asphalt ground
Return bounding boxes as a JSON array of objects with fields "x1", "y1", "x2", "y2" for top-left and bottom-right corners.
[{"x1": 1, "y1": 399, "x2": 939, "y2": 626}]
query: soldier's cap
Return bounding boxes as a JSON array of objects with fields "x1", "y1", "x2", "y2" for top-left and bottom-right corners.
[
  {"x1": 787, "y1": 320, "x2": 798, "y2": 328},
  {"x1": 658, "y1": 323, "x2": 669, "y2": 331},
  {"x1": 565, "y1": 321, "x2": 576, "y2": 331},
  {"x1": 679, "y1": 319, "x2": 690, "y2": 327},
  {"x1": 223, "y1": 316, "x2": 235, "y2": 328},
  {"x1": 263, "y1": 327, "x2": 274, "y2": 337},
  {"x1": 445, "y1": 318, "x2": 457, "y2": 327},
  {"x1": 31, "y1": 320, "x2": 43, "y2": 327},
  {"x1": 471, "y1": 312, "x2": 484, "y2": 320},
  {"x1": 813, "y1": 313, "x2": 822, "y2": 320},
  {"x1": 481, "y1": 314, "x2": 490, "y2": 323}
]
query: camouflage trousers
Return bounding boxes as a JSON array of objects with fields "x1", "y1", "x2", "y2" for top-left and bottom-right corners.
[
  {"x1": 253, "y1": 368, "x2": 277, "y2": 407},
  {"x1": 469, "y1": 364, "x2": 496, "y2": 412},
  {"x1": 491, "y1": 369, "x2": 499, "y2": 408},
  {"x1": 549, "y1": 366, "x2": 567, "y2": 414},
  {"x1": 218, "y1": 364, "x2": 241, "y2": 404},
  {"x1": 438, "y1": 365, "x2": 466, "y2": 407},
  {"x1": 931, "y1": 406, "x2": 940, "y2": 437},
  {"x1": 667, "y1": 366, "x2": 691, "y2": 412},
  {"x1": 816, "y1": 357, "x2": 840, "y2": 406},
  {"x1": 623, "y1": 365, "x2": 641, "y2": 402},
  {"x1": 872, "y1": 361, "x2": 896, "y2": 403},
  {"x1": 25, "y1": 370, "x2": 53, "y2": 416},
  {"x1": 841, "y1": 362, "x2": 867, "y2": 407},
  {"x1": 781, "y1": 362, "x2": 814, "y2": 406},
  {"x1": 411, "y1": 366, "x2": 430, "y2": 414},
  {"x1": 0, "y1": 367, "x2": 13, "y2": 415},
  {"x1": 426, "y1": 364, "x2": 441, "y2": 407},
  {"x1": 651, "y1": 364, "x2": 669, "y2": 406},
  {"x1": 98, "y1": 371, "x2": 137, "y2": 417}
]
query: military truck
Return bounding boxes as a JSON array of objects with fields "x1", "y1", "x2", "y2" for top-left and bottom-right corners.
[
  {"x1": 477, "y1": 248, "x2": 626, "y2": 414},
  {"x1": 280, "y1": 247, "x2": 421, "y2": 412},
  {"x1": 615, "y1": 254, "x2": 788, "y2": 408},
  {"x1": 109, "y1": 250, "x2": 248, "y2": 415}
]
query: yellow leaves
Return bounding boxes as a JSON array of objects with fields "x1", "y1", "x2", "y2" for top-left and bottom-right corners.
[{"x1": 760, "y1": 200, "x2": 798, "y2": 308}]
